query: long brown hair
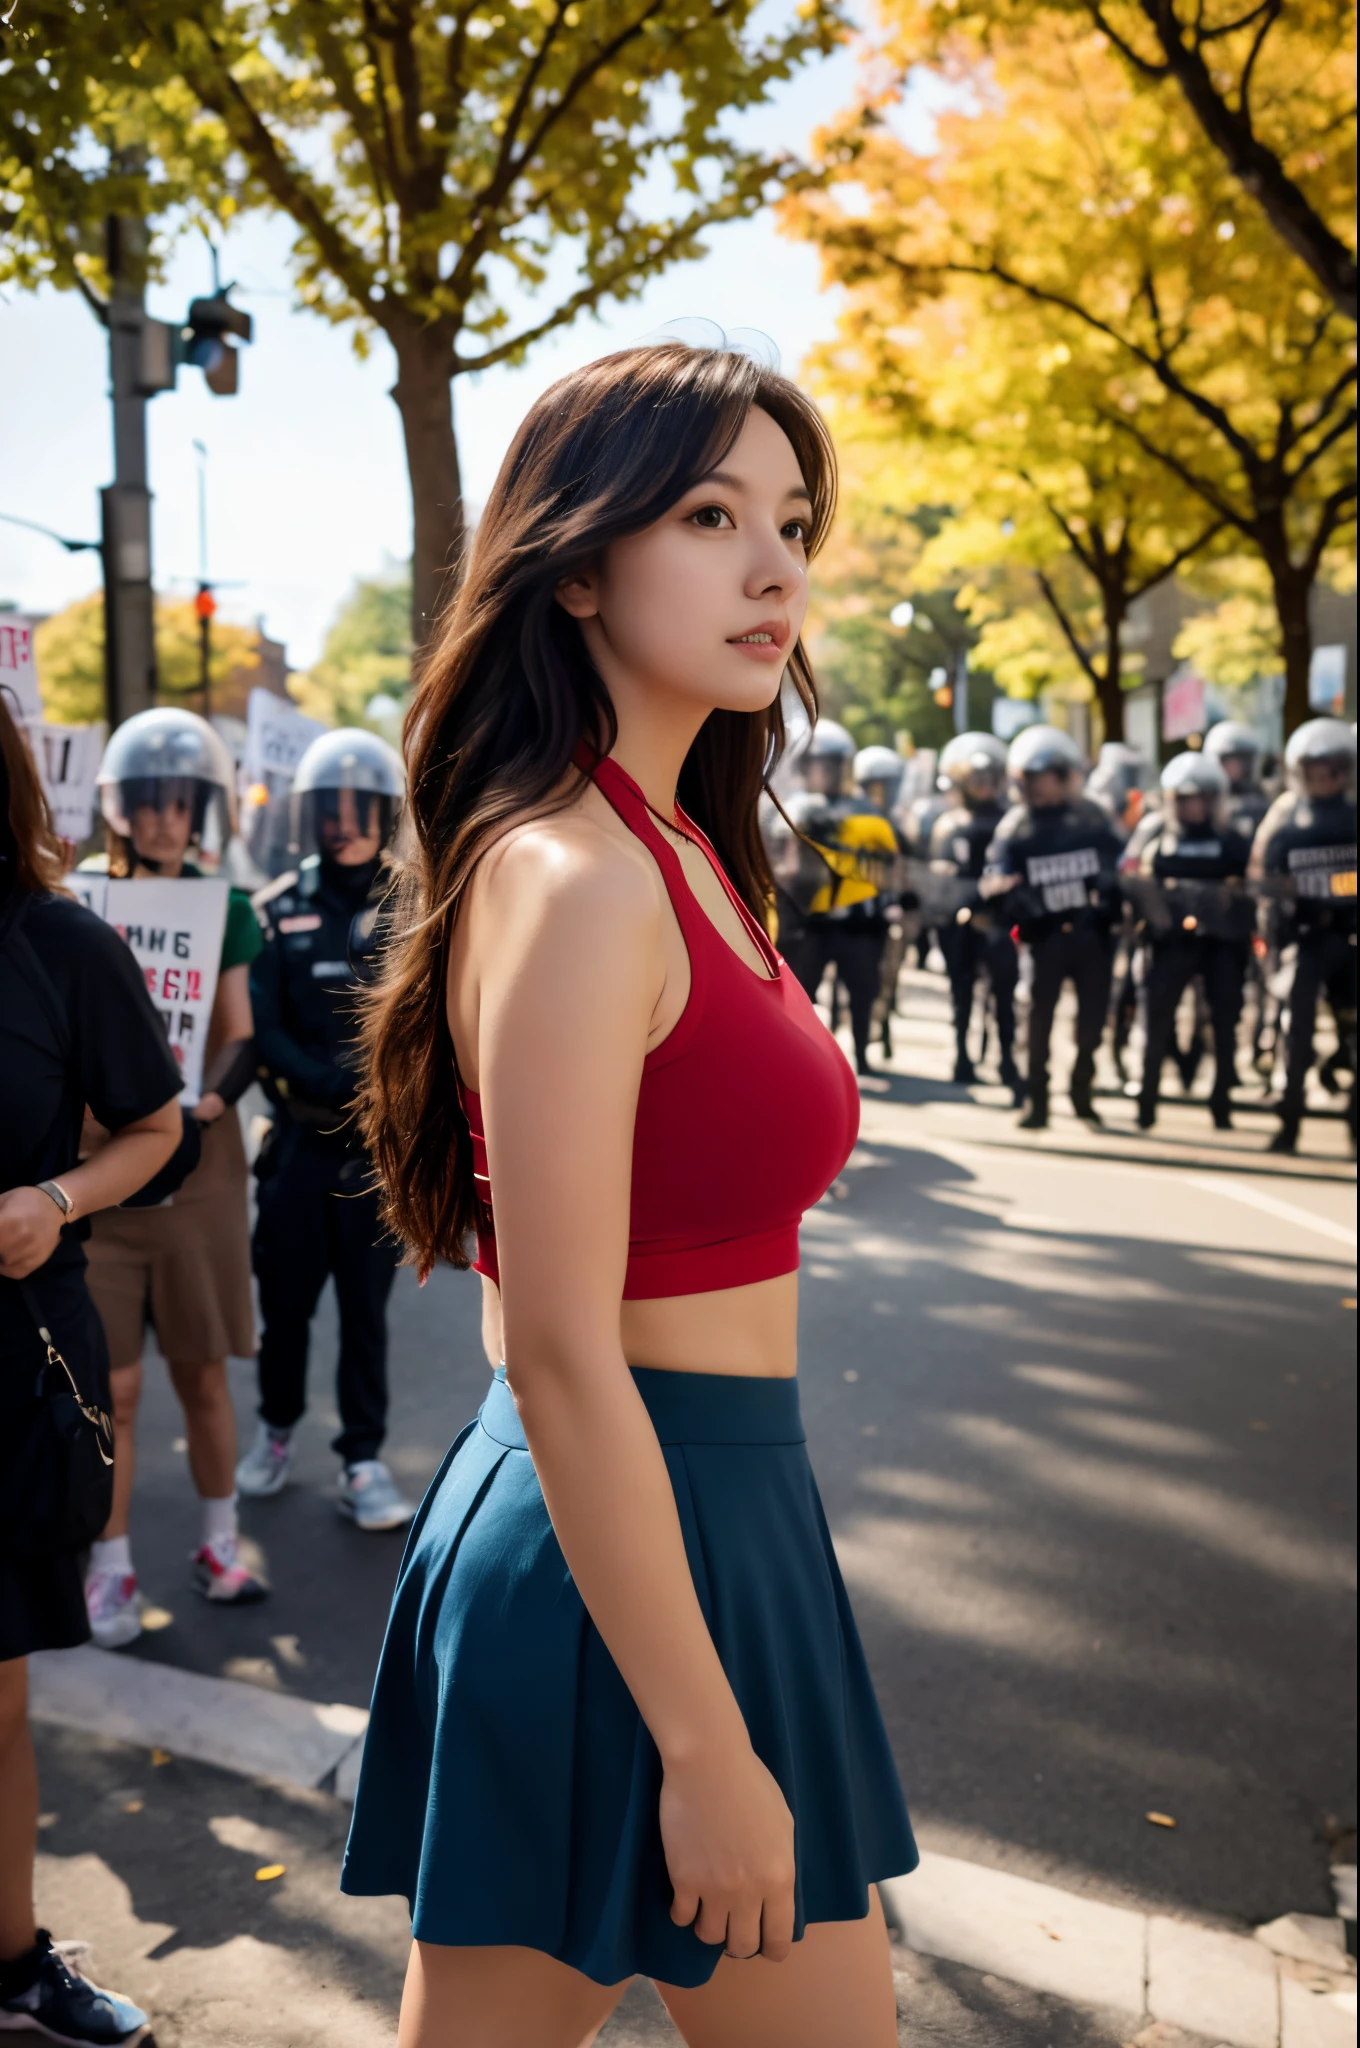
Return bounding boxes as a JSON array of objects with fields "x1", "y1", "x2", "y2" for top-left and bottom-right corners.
[
  {"x1": 0, "y1": 687, "x2": 67, "y2": 898},
  {"x1": 360, "y1": 342, "x2": 837, "y2": 1277}
]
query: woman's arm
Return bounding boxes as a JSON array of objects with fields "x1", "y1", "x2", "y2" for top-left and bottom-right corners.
[
  {"x1": 470, "y1": 824, "x2": 795, "y2": 1963},
  {"x1": 194, "y1": 962, "x2": 254, "y2": 1124},
  {"x1": 0, "y1": 1095, "x2": 181, "y2": 1280}
]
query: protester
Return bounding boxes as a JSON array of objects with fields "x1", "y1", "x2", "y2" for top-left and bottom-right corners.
[
  {"x1": 81, "y1": 709, "x2": 266, "y2": 1646},
  {"x1": 0, "y1": 693, "x2": 181, "y2": 2047},
  {"x1": 342, "y1": 341, "x2": 916, "y2": 2046}
]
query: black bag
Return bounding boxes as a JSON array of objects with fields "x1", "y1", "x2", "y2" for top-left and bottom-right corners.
[{"x1": 0, "y1": 1279, "x2": 115, "y2": 1555}]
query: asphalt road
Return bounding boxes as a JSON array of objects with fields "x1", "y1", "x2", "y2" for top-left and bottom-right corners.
[{"x1": 107, "y1": 967, "x2": 1356, "y2": 1942}]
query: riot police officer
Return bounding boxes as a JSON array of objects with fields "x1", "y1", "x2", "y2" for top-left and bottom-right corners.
[
  {"x1": 854, "y1": 745, "x2": 910, "y2": 1060},
  {"x1": 1124, "y1": 753, "x2": 1254, "y2": 1131},
  {"x1": 984, "y1": 725, "x2": 1122, "y2": 1129},
  {"x1": 1204, "y1": 720, "x2": 1270, "y2": 836},
  {"x1": 929, "y1": 732, "x2": 1023, "y2": 1096},
  {"x1": 236, "y1": 729, "x2": 415, "y2": 1529},
  {"x1": 1251, "y1": 718, "x2": 1357, "y2": 1154},
  {"x1": 775, "y1": 722, "x2": 902, "y2": 1076}
]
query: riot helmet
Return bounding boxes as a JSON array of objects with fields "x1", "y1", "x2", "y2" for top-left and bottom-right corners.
[
  {"x1": 1086, "y1": 741, "x2": 1150, "y2": 828},
  {"x1": 1160, "y1": 751, "x2": 1227, "y2": 822},
  {"x1": 939, "y1": 731, "x2": 1007, "y2": 805},
  {"x1": 1203, "y1": 720, "x2": 1262, "y2": 787},
  {"x1": 853, "y1": 744, "x2": 905, "y2": 809},
  {"x1": 1284, "y1": 717, "x2": 1356, "y2": 773},
  {"x1": 292, "y1": 727, "x2": 405, "y2": 864},
  {"x1": 798, "y1": 719, "x2": 855, "y2": 797},
  {"x1": 98, "y1": 707, "x2": 236, "y2": 872},
  {"x1": 1007, "y1": 723, "x2": 1082, "y2": 803}
]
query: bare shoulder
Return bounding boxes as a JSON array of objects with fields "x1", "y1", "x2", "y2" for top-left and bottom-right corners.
[{"x1": 477, "y1": 798, "x2": 661, "y2": 938}]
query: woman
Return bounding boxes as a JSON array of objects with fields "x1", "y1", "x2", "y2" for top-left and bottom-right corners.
[
  {"x1": 0, "y1": 693, "x2": 180, "y2": 2044},
  {"x1": 82, "y1": 708, "x2": 266, "y2": 1644},
  {"x1": 342, "y1": 341, "x2": 918, "y2": 2048}
]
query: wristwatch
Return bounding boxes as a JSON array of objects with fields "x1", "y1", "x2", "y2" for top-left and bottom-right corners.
[{"x1": 36, "y1": 1178, "x2": 76, "y2": 1219}]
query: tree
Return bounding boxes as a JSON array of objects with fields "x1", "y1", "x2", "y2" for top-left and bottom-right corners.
[
  {"x1": 35, "y1": 590, "x2": 261, "y2": 723},
  {"x1": 804, "y1": 284, "x2": 1228, "y2": 741},
  {"x1": 293, "y1": 563, "x2": 413, "y2": 727},
  {"x1": 791, "y1": 14, "x2": 1356, "y2": 733},
  {"x1": 805, "y1": 456, "x2": 984, "y2": 751},
  {"x1": 0, "y1": 3, "x2": 233, "y2": 305},
  {"x1": 884, "y1": 0, "x2": 1357, "y2": 318},
  {"x1": 86, "y1": 0, "x2": 845, "y2": 650}
]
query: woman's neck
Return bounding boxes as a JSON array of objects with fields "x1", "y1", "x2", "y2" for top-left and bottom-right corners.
[{"x1": 605, "y1": 697, "x2": 709, "y2": 820}]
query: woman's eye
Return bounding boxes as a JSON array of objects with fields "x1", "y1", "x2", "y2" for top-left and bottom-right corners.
[
  {"x1": 781, "y1": 519, "x2": 809, "y2": 543},
  {"x1": 689, "y1": 504, "x2": 732, "y2": 530}
]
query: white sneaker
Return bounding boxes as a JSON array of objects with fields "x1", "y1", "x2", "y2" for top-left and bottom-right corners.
[
  {"x1": 84, "y1": 1564, "x2": 142, "y2": 1650},
  {"x1": 235, "y1": 1422, "x2": 294, "y2": 1497},
  {"x1": 337, "y1": 1460, "x2": 416, "y2": 1532}
]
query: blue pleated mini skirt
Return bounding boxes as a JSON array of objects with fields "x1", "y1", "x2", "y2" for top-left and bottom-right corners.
[{"x1": 340, "y1": 1365, "x2": 918, "y2": 1988}]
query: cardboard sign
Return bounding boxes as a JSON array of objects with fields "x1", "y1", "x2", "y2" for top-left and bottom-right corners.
[
  {"x1": 243, "y1": 688, "x2": 326, "y2": 784},
  {"x1": 32, "y1": 721, "x2": 104, "y2": 843},
  {"x1": 103, "y1": 878, "x2": 228, "y2": 1105},
  {"x1": 0, "y1": 614, "x2": 43, "y2": 725}
]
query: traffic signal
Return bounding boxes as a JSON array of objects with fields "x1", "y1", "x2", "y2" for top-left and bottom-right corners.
[{"x1": 181, "y1": 291, "x2": 254, "y2": 395}]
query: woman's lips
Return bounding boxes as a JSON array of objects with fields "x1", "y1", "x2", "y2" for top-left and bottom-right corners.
[{"x1": 727, "y1": 623, "x2": 789, "y2": 662}]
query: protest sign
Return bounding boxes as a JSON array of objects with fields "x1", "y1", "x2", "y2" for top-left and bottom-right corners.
[
  {"x1": 64, "y1": 871, "x2": 108, "y2": 918},
  {"x1": 0, "y1": 614, "x2": 43, "y2": 725},
  {"x1": 243, "y1": 688, "x2": 326, "y2": 783},
  {"x1": 32, "y1": 721, "x2": 105, "y2": 843},
  {"x1": 103, "y1": 878, "x2": 228, "y2": 1104}
]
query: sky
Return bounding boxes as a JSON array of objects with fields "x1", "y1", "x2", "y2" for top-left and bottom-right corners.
[{"x1": 0, "y1": 28, "x2": 948, "y2": 670}]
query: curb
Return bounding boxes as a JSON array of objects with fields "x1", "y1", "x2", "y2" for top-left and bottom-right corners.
[{"x1": 31, "y1": 1647, "x2": 1357, "y2": 2047}]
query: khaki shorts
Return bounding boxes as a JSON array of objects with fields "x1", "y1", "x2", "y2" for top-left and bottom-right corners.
[{"x1": 86, "y1": 1110, "x2": 256, "y2": 1368}]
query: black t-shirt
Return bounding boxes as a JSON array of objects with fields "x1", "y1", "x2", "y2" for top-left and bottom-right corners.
[{"x1": 0, "y1": 890, "x2": 182, "y2": 1275}]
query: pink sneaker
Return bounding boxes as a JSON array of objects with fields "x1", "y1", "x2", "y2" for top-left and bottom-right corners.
[
  {"x1": 84, "y1": 1564, "x2": 142, "y2": 1649},
  {"x1": 191, "y1": 1535, "x2": 268, "y2": 1605}
]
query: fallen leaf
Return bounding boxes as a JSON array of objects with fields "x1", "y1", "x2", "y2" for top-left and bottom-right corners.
[
  {"x1": 1146, "y1": 1811, "x2": 1177, "y2": 1829},
  {"x1": 254, "y1": 1864, "x2": 286, "y2": 1883},
  {"x1": 1342, "y1": 1299, "x2": 1356, "y2": 1310},
  {"x1": 123, "y1": 1801, "x2": 144, "y2": 1815},
  {"x1": 140, "y1": 1607, "x2": 174, "y2": 1632},
  {"x1": 150, "y1": 1749, "x2": 171, "y2": 1767}
]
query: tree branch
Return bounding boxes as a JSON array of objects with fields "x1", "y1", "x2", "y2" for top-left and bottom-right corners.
[
  {"x1": 1127, "y1": 518, "x2": 1226, "y2": 600},
  {"x1": 1126, "y1": 0, "x2": 1357, "y2": 316},
  {"x1": 1035, "y1": 569, "x2": 1104, "y2": 685}
]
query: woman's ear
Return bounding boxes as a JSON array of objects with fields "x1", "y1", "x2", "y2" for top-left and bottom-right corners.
[{"x1": 553, "y1": 566, "x2": 600, "y2": 620}]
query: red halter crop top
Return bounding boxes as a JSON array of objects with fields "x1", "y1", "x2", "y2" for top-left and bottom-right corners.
[{"x1": 460, "y1": 751, "x2": 860, "y2": 1300}]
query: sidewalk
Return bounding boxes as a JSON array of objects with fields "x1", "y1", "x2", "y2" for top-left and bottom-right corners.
[
  {"x1": 30, "y1": 1653, "x2": 1357, "y2": 2048},
  {"x1": 26, "y1": 1723, "x2": 1216, "y2": 2048}
]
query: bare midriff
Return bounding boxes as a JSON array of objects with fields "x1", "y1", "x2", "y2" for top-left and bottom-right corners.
[{"x1": 479, "y1": 1268, "x2": 799, "y2": 1380}]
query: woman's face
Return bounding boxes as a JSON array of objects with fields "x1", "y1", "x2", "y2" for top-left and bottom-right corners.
[
  {"x1": 555, "y1": 405, "x2": 812, "y2": 719},
  {"x1": 130, "y1": 794, "x2": 194, "y2": 871}
]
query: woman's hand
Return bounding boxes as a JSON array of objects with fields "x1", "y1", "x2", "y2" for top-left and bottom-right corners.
[
  {"x1": 192, "y1": 1091, "x2": 226, "y2": 1125},
  {"x1": 662, "y1": 1741, "x2": 796, "y2": 1962},
  {"x1": 0, "y1": 1186, "x2": 66, "y2": 1280}
]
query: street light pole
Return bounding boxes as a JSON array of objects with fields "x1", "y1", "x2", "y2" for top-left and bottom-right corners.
[
  {"x1": 100, "y1": 208, "x2": 164, "y2": 729},
  {"x1": 192, "y1": 440, "x2": 216, "y2": 720}
]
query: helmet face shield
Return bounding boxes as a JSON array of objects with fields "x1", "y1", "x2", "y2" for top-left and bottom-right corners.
[
  {"x1": 97, "y1": 708, "x2": 237, "y2": 867},
  {"x1": 299, "y1": 786, "x2": 395, "y2": 862}
]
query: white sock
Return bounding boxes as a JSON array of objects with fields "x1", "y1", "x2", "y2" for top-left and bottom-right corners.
[
  {"x1": 201, "y1": 1495, "x2": 239, "y2": 1550},
  {"x1": 92, "y1": 1534, "x2": 132, "y2": 1575}
]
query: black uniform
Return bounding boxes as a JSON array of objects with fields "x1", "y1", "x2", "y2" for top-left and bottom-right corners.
[
  {"x1": 984, "y1": 796, "x2": 1122, "y2": 1118},
  {"x1": 1254, "y1": 790, "x2": 1358, "y2": 1141},
  {"x1": 777, "y1": 794, "x2": 901, "y2": 1075},
  {"x1": 249, "y1": 855, "x2": 400, "y2": 1466},
  {"x1": 1124, "y1": 813, "x2": 1254, "y2": 1125},
  {"x1": 928, "y1": 799, "x2": 1020, "y2": 1085}
]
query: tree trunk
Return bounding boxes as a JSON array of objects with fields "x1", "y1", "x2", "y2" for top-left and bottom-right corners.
[
  {"x1": 1256, "y1": 519, "x2": 1314, "y2": 738},
  {"x1": 1096, "y1": 585, "x2": 1126, "y2": 744},
  {"x1": 389, "y1": 316, "x2": 466, "y2": 658}
]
